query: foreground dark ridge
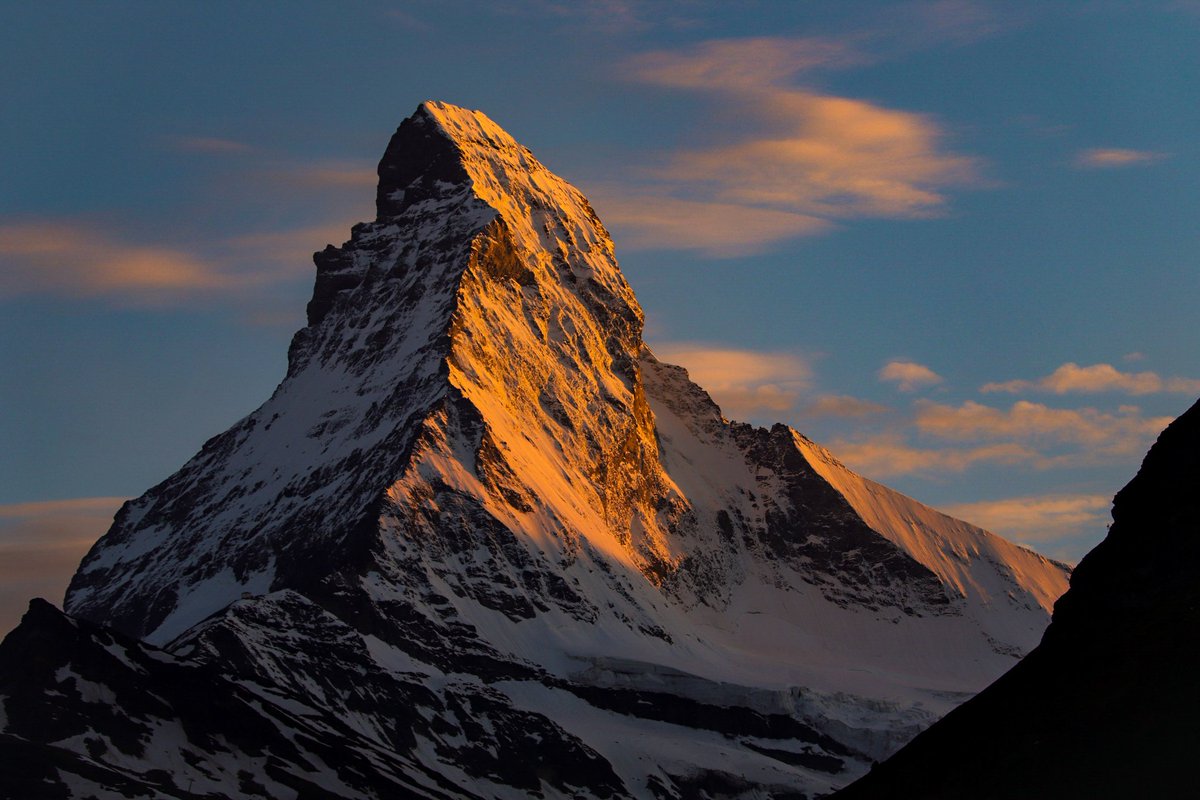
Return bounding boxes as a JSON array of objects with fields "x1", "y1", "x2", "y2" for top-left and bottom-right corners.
[
  {"x1": 2, "y1": 101, "x2": 1068, "y2": 799},
  {"x1": 834, "y1": 398, "x2": 1200, "y2": 799}
]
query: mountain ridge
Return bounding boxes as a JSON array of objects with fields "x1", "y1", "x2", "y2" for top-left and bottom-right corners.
[{"x1": 7, "y1": 101, "x2": 1069, "y2": 799}]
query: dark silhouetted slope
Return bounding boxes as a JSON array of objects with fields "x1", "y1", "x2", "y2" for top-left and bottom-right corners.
[{"x1": 834, "y1": 399, "x2": 1200, "y2": 799}]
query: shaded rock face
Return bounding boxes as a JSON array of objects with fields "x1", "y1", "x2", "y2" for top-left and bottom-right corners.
[
  {"x1": 4, "y1": 101, "x2": 1069, "y2": 799},
  {"x1": 834, "y1": 399, "x2": 1200, "y2": 800}
]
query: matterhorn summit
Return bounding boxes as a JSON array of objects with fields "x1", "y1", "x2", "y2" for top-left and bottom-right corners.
[{"x1": 2, "y1": 102, "x2": 1069, "y2": 799}]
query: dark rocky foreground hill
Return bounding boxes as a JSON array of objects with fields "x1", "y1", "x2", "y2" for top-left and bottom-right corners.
[{"x1": 834, "y1": 398, "x2": 1200, "y2": 799}]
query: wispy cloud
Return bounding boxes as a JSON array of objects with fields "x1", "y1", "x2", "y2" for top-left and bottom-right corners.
[
  {"x1": 915, "y1": 399, "x2": 1172, "y2": 459},
  {"x1": 656, "y1": 92, "x2": 979, "y2": 219},
  {"x1": 801, "y1": 394, "x2": 890, "y2": 418},
  {"x1": 653, "y1": 343, "x2": 812, "y2": 419},
  {"x1": 827, "y1": 398, "x2": 1172, "y2": 480},
  {"x1": 0, "y1": 217, "x2": 352, "y2": 307},
  {"x1": 982, "y1": 362, "x2": 1200, "y2": 396},
  {"x1": 942, "y1": 493, "x2": 1110, "y2": 545},
  {"x1": 384, "y1": 6, "x2": 432, "y2": 31},
  {"x1": 879, "y1": 359, "x2": 944, "y2": 392},
  {"x1": 269, "y1": 162, "x2": 377, "y2": 189},
  {"x1": 508, "y1": 0, "x2": 703, "y2": 34},
  {"x1": 590, "y1": 191, "x2": 829, "y2": 257},
  {"x1": 1074, "y1": 147, "x2": 1167, "y2": 169},
  {"x1": 828, "y1": 433, "x2": 1038, "y2": 478},
  {"x1": 172, "y1": 136, "x2": 252, "y2": 154},
  {"x1": 0, "y1": 497, "x2": 125, "y2": 635},
  {"x1": 0, "y1": 221, "x2": 236, "y2": 302},
  {"x1": 622, "y1": 36, "x2": 862, "y2": 88},
  {"x1": 611, "y1": 35, "x2": 983, "y2": 255},
  {"x1": 873, "y1": 0, "x2": 1023, "y2": 49}
]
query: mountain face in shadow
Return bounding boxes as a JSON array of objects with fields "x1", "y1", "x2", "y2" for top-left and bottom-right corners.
[{"x1": 835, "y1": 398, "x2": 1200, "y2": 799}]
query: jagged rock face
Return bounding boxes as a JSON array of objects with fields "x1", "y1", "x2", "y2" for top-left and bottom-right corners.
[
  {"x1": 833, "y1": 399, "x2": 1200, "y2": 800},
  {"x1": 6, "y1": 101, "x2": 1072, "y2": 799}
]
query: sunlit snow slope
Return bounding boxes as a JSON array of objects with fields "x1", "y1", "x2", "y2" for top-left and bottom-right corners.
[{"x1": 6, "y1": 101, "x2": 1070, "y2": 799}]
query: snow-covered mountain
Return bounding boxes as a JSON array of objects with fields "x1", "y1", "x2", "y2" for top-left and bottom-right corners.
[{"x1": 2, "y1": 101, "x2": 1069, "y2": 799}]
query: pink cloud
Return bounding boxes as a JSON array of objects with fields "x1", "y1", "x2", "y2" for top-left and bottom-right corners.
[
  {"x1": 0, "y1": 221, "x2": 235, "y2": 302},
  {"x1": 653, "y1": 343, "x2": 812, "y2": 419},
  {"x1": 942, "y1": 493, "x2": 1111, "y2": 546},
  {"x1": 0, "y1": 497, "x2": 125, "y2": 636},
  {"x1": 612, "y1": 36, "x2": 983, "y2": 253},
  {"x1": 981, "y1": 362, "x2": 1200, "y2": 396},
  {"x1": 588, "y1": 191, "x2": 830, "y2": 256},
  {"x1": 914, "y1": 399, "x2": 1173, "y2": 458},
  {"x1": 879, "y1": 360, "x2": 944, "y2": 392},
  {"x1": 827, "y1": 433, "x2": 1039, "y2": 478},
  {"x1": 801, "y1": 394, "x2": 890, "y2": 418},
  {"x1": 1074, "y1": 148, "x2": 1167, "y2": 169}
]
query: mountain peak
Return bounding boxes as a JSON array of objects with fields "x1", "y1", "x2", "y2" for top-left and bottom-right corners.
[
  {"x1": 376, "y1": 100, "x2": 554, "y2": 221},
  {"x1": 49, "y1": 102, "x2": 1070, "y2": 798},
  {"x1": 417, "y1": 100, "x2": 523, "y2": 153}
]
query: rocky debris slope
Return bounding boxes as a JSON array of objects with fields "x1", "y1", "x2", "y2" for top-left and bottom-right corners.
[
  {"x1": 833, "y1": 398, "x2": 1200, "y2": 799},
  {"x1": 2, "y1": 101, "x2": 1070, "y2": 799}
]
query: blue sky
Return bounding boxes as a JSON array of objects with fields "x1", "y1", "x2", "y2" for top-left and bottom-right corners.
[{"x1": 3, "y1": 1, "x2": 1199, "y2": 629}]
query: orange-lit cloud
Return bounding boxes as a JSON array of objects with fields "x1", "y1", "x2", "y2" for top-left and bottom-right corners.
[
  {"x1": 827, "y1": 399, "x2": 1172, "y2": 480},
  {"x1": 879, "y1": 360, "x2": 944, "y2": 392},
  {"x1": 614, "y1": 36, "x2": 982, "y2": 254},
  {"x1": 942, "y1": 493, "x2": 1111, "y2": 545},
  {"x1": 827, "y1": 433, "x2": 1038, "y2": 478},
  {"x1": 0, "y1": 497, "x2": 125, "y2": 636},
  {"x1": 590, "y1": 192, "x2": 829, "y2": 256},
  {"x1": 225, "y1": 222, "x2": 352, "y2": 274},
  {"x1": 914, "y1": 399, "x2": 1172, "y2": 457},
  {"x1": 0, "y1": 221, "x2": 235, "y2": 302},
  {"x1": 801, "y1": 394, "x2": 890, "y2": 418},
  {"x1": 622, "y1": 36, "x2": 861, "y2": 89},
  {"x1": 1074, "y1": 148, "x2": 1167, "y2": 169},
  {"x1": 652, "y1": 343, "x2": 812, "y2": 419},
  {"x1": 981, "y1": 362, "x2": 1200, "y2": 396},
  {"x1": 0, "y1": 217, "x2": 355, "y2": 307},
  {"x1": 658, "y1": 91, "x2": 979, "y2": 219}
]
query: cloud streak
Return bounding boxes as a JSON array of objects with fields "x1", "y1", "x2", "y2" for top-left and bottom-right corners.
[
  {"x1": 942, "y1": 493, "x2": 1111, "y2": 545},
  {"x1": 1074, "y1": 148, "x2": 1167, "y2": 169},
  {"x1": 590, "y1": 191, "x2": 829, "y2": 256},
  {"x1": 801, "y1": 394, "x2": 890, "y2": 418},
  {"x1": 828, "y1": 434, "x2": 1038, "y2": 478},
  {"x1": 915, "y1": 399, "x2": 1173, "y2": 460},
  {"x1": 612, "y1": 36, "x2": 983, "y2": 254},
  {"x1": 653, "y1": 343, "x2": 812, "y2": 419},
  {"x1": 982, "y1": 362, "x2": 1200, "y2": 396},
  {"x1": 879, "y1": 360, "x2": 944, "y2": 392},
  {"x1": 0, "y1": 221, "x2": 236, "y2": 302},
  {"x1": 828, "y1": 398, "x2": 1172, "y2": 480},
  {"x1": 0, "y1": 217, "x2": 352, "y2": 307},
  {"x1": 0, "y1": 497, "x2": 125, "y2": 636}
]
